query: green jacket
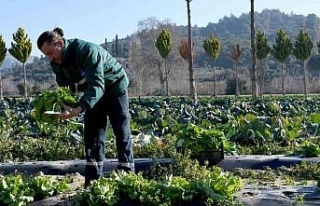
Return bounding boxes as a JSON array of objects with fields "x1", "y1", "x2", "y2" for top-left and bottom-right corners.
[{"x1": 51, "y1": 38, "x2": 129, "y2": 110}]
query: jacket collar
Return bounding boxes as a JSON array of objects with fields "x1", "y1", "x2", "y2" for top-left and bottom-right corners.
[{"x1": 61, "y1": 38, "x2": 69, "y2": 63}]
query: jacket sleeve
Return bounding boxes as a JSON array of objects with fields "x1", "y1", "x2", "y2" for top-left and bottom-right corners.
[{"x1": 76, "y1": 46, "x2": 105, "y2": 110}]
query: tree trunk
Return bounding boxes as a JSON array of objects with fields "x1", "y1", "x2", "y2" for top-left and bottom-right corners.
[
  {"x1": 281, "y1": 63, "x2": 285, "y2": 95},
  {"x1": 250, "y1": 0, "x2": 258, "y2": 98},
  {"x1": 157, "y1": 64, "x2": 166, "y2": 96},
  {"x1": 257, "y1": 61, "x2": 261, "y2": 96},
  {"x1": 187, "y1": 0, "x2": 197, "y2": 104},
  {"x1": 23, "y1": 63, "x2": 27, "y2": 99},
  {"x1": 235, "y1": 63, "x2": 239, "y2": 96},
  {"x1": 260, "y1": 59, "x2": 267, "y2": 96},
  {"x1": 0, "y1": 69, "x2": 3, "y2": 99},
  {"x1": 165, "y1": 58, "x2": 170, "y2": 96},
  {"x1": 303, "y1": 60, "x2": 308, "y2": 95},
  {"x1": 213, "y1": 66, "x2": 217, "y2": 96}
]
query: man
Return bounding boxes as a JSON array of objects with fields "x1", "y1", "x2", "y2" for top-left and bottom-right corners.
[{"x1": 37, "y1": 27, "x2": 135, "y2": 187}]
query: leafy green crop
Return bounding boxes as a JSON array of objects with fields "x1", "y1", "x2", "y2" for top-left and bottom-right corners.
[
  {"x1": 0, "y1": 174, "x2": 33, "y2": 206},
  {"x1": 31, "y1": 87, "x2": 78, "y2": 123},
  {"x1": 0, "y1": 173, "x2": 70, "y2": 206},
  {"x1": 176, "y1": 123, "x2": 229, "y2": 155},
  {"x1": 29, "y1": 173, "x2": 69, "y2": 200},
  {"x1": 75, "y1": 177, "x2": 119, "y2": 206},
  {"x1": 75, "y1": 170, "x2": 242, "y2": 206}
]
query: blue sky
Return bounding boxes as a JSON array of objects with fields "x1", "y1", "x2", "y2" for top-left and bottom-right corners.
[{"x1": 1, "y1": 0, "x2": 319, "y2": 57}]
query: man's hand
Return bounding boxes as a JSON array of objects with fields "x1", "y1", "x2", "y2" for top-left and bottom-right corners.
[{"x1": 57, "y1": 103, "x2": 83, "y2": 120}]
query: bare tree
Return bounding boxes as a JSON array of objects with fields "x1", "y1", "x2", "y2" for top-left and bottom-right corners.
[
  {"x1": 137, "y1": 17, "x2": 165, "y2": 95},
  {"x1": 135, "y1": 17, "x2": 180, "y2": 96},
  {"x1": 127, "y1": 34, "x2": 145, "y2": 96}
]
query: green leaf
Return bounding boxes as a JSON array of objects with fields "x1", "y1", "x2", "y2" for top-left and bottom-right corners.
[{"x1": 310, "y1": 113, "x2": 320, "y2": 124}]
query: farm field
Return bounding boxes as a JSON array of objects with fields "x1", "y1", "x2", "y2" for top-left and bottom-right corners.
[{"x1": 2, "y1": 93, "x2": 320, "y2": 205}]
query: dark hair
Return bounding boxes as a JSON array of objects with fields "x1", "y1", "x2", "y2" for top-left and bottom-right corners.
[{"x1": 37, "y1": 27, "x2": 64, "y2": 49}]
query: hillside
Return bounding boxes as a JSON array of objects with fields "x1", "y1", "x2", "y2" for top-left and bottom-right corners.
[
  {"x1": 2, "y1": 9, "x2": 320, "y2": 96},
  {"x1": 3, "y1": 9, "x2": 319, "y2": 70},
  {"x1": 102, "y1": 9, "x2": 320, "y2": 69},
  {"x1": 2, "y1": 53, "x2": 36, "y2": 70}
]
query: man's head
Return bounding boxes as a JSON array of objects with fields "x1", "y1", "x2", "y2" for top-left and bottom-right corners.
[{"x1": 37, "y1": 27, "x2": 64, "y2": 64}]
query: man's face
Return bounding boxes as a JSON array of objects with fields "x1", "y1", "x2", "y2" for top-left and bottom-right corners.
[{"x1": 41, "y1": 41, "x2": 63, "y2": 64}]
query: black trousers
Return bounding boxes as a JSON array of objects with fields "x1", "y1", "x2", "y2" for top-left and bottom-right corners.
[{"x1": 83, "y1": 90, "x2": 134, "y2": 186}]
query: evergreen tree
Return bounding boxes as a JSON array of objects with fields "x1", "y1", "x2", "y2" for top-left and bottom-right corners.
[
  {"x1": 203, "y1": 36, "x2": 221, "y2": 96},
  {"x1": 0, "y1": 35, "x2": 7, "y2": 99},
  {"x1": 9, "y1": 27, "x2": 32, "y2": 99},
  {"x1": 292, "y1": 30, "x2": 313, "y2": 95},
  {"x1": 270, "y1": 29, "x2": 292, "y2": 95},
  {"x1": 256, "y1": 30, "x2": 270, "y2": 96},
  {"x1": 156, "y1": 29, "x2": 172, "y2": 96}
]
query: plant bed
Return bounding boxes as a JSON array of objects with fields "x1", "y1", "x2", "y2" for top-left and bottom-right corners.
[
  {"x1": 191, "y1": 143, "x2": 225, "y2": 166},
  {"x1": 18, "y1": 154, "x2": 241, "y2": 206},
  {"x1": 0, "y1": 172, "x2": 83, "y2": 206},
  {"x1": 175, "y1": 123, "x2": 229, "y2": 166}
]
